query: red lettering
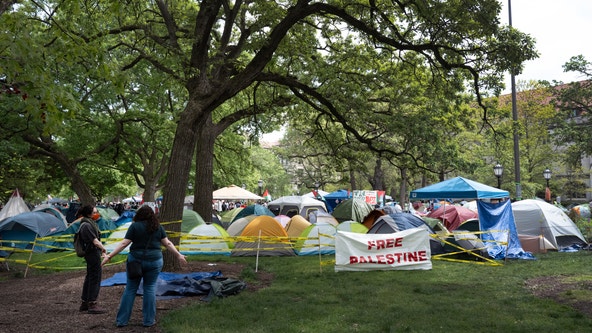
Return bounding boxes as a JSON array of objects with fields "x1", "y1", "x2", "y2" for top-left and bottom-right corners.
[
  {"x1": 418, "y1": 250, "x2": 427, "y2": 261},
  {"x1": 386, "y1": 238, "x2": 394, "y2": 248},
  {"x1": 367, "y1": 240, "x2": 376, "y2": 250},
  {"x1": 386, "y1": 253, "x2": 395, "y2": 264},
  {"x1": 394, "y1": 237, "x2": 403, "y2": 247},
  {"x1": 376, "y1": 254, "x2": 386, "y2": 264},
  {"x1": 376, "y1": 239, "x2": 386, "y2": 250},
  {"x1": 349, "y1": 256, "x2": 358, "y2": 264}
]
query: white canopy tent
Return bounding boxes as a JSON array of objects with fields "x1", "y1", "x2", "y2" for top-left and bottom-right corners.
[{"x1": 213, "y1": 185, "x2": 263, "y2": 201}]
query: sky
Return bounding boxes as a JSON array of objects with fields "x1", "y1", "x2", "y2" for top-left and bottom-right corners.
[{"x1": 499, "y1": 0, "x2": 592, "y2": 92}]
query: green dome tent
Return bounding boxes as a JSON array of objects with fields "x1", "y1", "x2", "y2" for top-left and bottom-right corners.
[
  {"x1": 332, "y1": 198, "x2": 373, "y2": 223},
  {"x1": 182, "y1": 209, "x2": 206, "y2": 233}
]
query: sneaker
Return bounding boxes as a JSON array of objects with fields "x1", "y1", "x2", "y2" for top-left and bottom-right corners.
[{"x1": 87, "y1": 302, "x2": 106, "y2": 314}]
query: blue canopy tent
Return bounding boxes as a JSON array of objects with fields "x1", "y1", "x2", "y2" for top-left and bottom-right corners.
[
  {"x1": 409, "y1": 177, "x2": 533, "y2": 260},
  {"x1": 409, "y1": 176, "x2": 509, "y2": 200},
  {"x1": 323, "y1": 190, "x2": 351, "y2": 212}
]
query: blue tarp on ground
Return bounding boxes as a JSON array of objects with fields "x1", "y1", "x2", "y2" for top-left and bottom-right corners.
[
  {"x1": 477, "y1": 200, "x2": 535, "y2": 260},
  {"x1": 101, "y1": 271, "x2": 223, "y2": 299}
]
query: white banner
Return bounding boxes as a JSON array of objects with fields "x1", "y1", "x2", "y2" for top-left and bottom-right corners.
[{"x1": 335, "y1": 229, "x2": 432, "y2": 271}]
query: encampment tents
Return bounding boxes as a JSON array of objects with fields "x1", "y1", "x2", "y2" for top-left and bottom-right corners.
[
  {"x1": 0, "y1": 189, "x2": 30, "y2": 223},
  {"x1": 180, "y1": 223, "x2": 233, "y2": 255},
  {"x1": 104, "y1": 222, "x2": 132, "y2": 254},
  {"x1": 0, "y1": 211, "x2": 67, "y2": 252},
  {"x1": 410, "y1": 177, "x2": 532, "y2": 260},
  {"x1": 336, "y1": 220, "x2": 369, "y2": 233},
  {"x1": 267, "y1": 196, "x2": 327, "y2": 219},
  {"x1": 284, "y1": 215, "x2": 312, "y2": 238},
  {"x1": 182, "y1": 209, "x2": 206, "y2": 233},
  {"x1": 323, "y1": 189, "x2": 352, "y2": 212},
  {"x1": 231, "y1": 204, "x2": 275, "y2": 222},
  {"x1": 231, "y1": 216, "x2": 295, "y2": 256},
  {"x1": 410, "y1": 176, "x2": 510, "y2": 200},
  {"x1": 331, "y1": 198, "x2": 373, "y2": 223},
  {"x1": 294, "y1": 222, "x2": 337, "y2": 255},
  {"x1": 213, "y1": 185, "x2": 262, "y2": 201},
  {"x1": 512, "y1": 199, "x2": 587, "y2": 250},
  {"x1": 367, "y1": 213, "x2": 444, "y2": 255},
  {"x1": 427, "y1": 205, "x2": 478, "y2": 231}
]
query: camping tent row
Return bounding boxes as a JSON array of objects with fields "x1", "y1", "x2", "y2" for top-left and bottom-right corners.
[
  {"x1": 105, "y1": 214, "x2": 368, "y2": 257},
  {"x1": 410, "y1": 176, "x2": 588, "y2": 257}
]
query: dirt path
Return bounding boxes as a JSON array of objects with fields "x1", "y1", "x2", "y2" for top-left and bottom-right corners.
[{"x1": 0, "y1": 261, "x2": 270, "y2": 333}]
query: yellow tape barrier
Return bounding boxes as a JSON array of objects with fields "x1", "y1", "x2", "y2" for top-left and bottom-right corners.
[{"x1": 1, "y1": 222, "x2": 510, "y2": 271}]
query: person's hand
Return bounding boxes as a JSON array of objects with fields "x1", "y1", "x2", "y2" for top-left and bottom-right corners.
[
  {"x1": 178, "y1": 253, "x2": 187, "y2": 265},
  {"x1": 101, "y1": 253, "x2": 111, "y2": 266}
]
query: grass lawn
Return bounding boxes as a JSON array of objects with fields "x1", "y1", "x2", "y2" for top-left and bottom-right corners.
[
  {"x1": 160, "y1": 251, "x2": 592, "y2": 333},
  {"x1": 4, "y1": 249, "x2": 591, "y2": 332}
]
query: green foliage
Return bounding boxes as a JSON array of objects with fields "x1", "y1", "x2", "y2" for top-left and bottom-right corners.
[{"x1": 553, "y1": 55, "x2": 592, "y2": 159}]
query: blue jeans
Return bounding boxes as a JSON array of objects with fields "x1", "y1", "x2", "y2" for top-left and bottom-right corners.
[{"x1": 116, "y1": 254, "x2": 163, "y2": 327}]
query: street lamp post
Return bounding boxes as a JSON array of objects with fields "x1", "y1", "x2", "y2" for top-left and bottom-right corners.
[
  {"x1": 493, "y1": 163, "x2": 503, "y2": 189},
  {"x1": 543, "y1": 168, "x2": 552, "y2": 202},
  {"x1": 258, "y1": 179, "x2": 263, "y2": 196}
]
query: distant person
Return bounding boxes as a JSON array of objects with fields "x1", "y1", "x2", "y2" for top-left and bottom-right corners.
[
  {"x1": 102, "y1": 205, "x2": 187, "y2": 328},
  {"x1": 78, "y1": 205, "x2": 109, "y2": 314}
]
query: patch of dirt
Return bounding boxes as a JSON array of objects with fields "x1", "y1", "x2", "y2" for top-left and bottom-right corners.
[
  {"x1": 525, "y1": 275, "x2": 592, "y2": 318},
  {"x1": 0, "y1": 261, "x2": 273, "y2": 333}
]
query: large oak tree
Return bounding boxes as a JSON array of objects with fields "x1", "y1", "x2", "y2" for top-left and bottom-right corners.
[{"x1": 2, "y1": 1, "x2": 537, "y2": 270}]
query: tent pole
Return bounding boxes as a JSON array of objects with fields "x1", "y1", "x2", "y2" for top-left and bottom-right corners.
[
  {"x1": 24, "y1": 235, "x2": 38, "y2": 278},
  {"x1": 318, "y1": 232, "x2": 322, "y2": 274},
  {"x1": 255, "y1": 230, "x2": 261, "y2": 272}
]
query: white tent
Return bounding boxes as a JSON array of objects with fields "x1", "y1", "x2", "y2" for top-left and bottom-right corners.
[
  {"x1": 0, "y1": 189, "x2": 30, "y2": 222},
  {"x1": 512, "y1": 199, "x2": 587, "y2": 250},
  {"x1": 104, "y1": 222, "x2": 131, "y2": 254},
  {"x1": 267, "y1": 196, "x2": 327, "y2": 218},
  {"x1": 213, "y1": 185, "x2": 262, "y2": 201}
]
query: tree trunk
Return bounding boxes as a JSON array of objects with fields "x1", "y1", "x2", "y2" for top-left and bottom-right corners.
[
  {"x1": 399, "y1": 168, "x2": 408, "y2": 209},
  {"x1": 349, "y1": 168, "x2": 356, "y2": 191},
  {"x1": 51, "y1": 154, "x2": 95, "y2": 205},
  {"x1": 193, "y1": 120, "x2": 216, "y2": 223},
  {"x1": 372, "y1": 159, "x2": 385, "y2": 190},
  {"x1": 159, "y1": 110, "x2": 199, "y2": 271}
]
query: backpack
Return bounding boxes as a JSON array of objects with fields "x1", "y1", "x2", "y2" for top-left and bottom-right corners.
[{"x1": 73, "y1": 223, "x2": 88, "y2": 257}]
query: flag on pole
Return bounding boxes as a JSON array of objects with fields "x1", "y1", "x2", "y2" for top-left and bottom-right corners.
[{"x1": 262, "y1": 189, "x2": 272, "y2": 202}]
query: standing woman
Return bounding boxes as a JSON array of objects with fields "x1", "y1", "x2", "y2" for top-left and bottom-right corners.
[
  {"x1": 78, "y1": 205, "x2": 109, "y2": 314},
  {"x1": 102, "y1": 205, "x2": 187, "y2": 328}
]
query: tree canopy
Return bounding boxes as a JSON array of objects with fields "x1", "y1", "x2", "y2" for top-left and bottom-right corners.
[{"x1": 0, "y1": 1, "x2": 538, "y2": 270}]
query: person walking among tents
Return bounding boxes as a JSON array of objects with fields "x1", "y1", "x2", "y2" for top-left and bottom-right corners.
[{"x1": 78, "y1": 205, "x2": 109, "y2": 314}]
